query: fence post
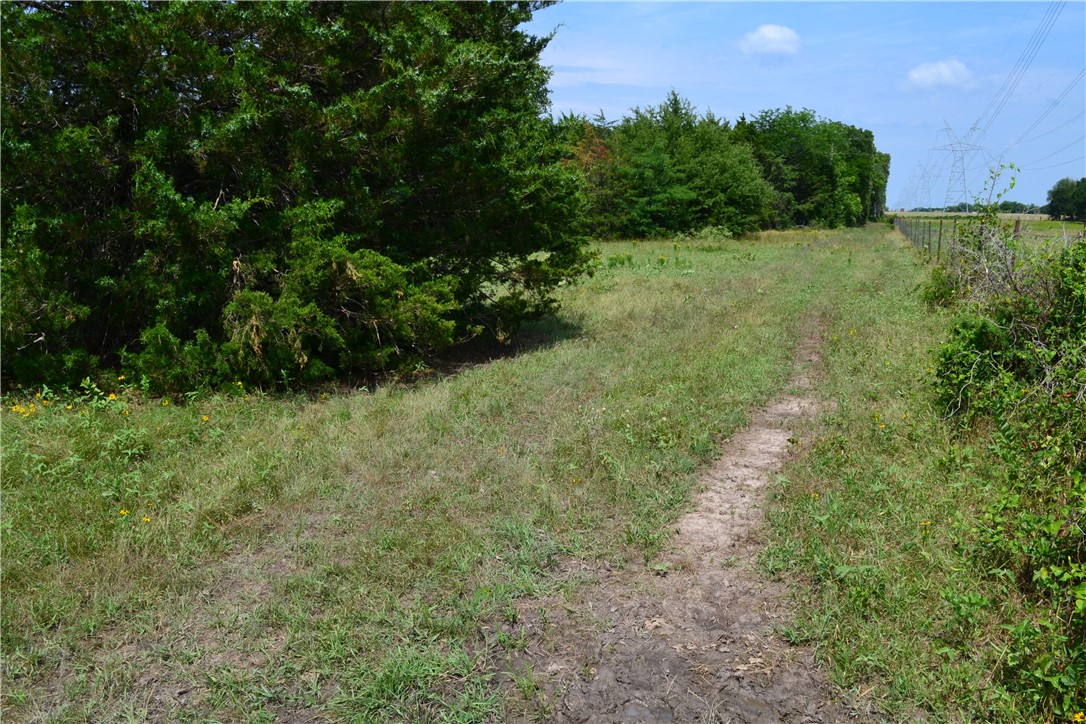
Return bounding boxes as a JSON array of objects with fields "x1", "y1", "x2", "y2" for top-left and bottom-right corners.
[
  {"x1": 937, "y1": 219, "x2": 943, "y2": 261},
  {"x1": 952, "y1": 219, "x2": 958, "y2": 266}
]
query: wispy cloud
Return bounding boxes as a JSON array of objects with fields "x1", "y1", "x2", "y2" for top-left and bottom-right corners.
[
  {"x1": 903, "y1": 59, "x2": 975, "y2": 91},
  {"x1": 739, "y1": 25, "x2": 801, "y2": 56}
]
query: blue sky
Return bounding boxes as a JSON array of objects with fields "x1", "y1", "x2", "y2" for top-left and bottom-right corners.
[{"x1": 521, "y1": 1, "x2": 1086, "y2": 209}]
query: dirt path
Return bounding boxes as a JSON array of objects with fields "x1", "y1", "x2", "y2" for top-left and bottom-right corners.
[{"x1": 500, "y1": 329, "x2": 859, "y2": 722}]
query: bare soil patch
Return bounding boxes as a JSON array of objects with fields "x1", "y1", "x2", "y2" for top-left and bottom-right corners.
[{"x1": 498, "y1": 329, "x2": 862, "y2": 722}]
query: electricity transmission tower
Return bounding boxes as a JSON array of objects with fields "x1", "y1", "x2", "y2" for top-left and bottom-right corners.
[{"x1": 937, "y1": 122, "x2": 985, "y2": 211}]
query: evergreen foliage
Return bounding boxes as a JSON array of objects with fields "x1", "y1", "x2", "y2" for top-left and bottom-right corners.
[{"x1": 2, "y1": 0, "x2": 591, "y2": 390}]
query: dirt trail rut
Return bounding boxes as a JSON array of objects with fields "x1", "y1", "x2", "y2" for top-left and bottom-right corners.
[{"x1": 502, "y1": 331, "x2": 858, "y2": 723}]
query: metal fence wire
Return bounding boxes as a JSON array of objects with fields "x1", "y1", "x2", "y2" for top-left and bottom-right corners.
[{"x1": 893, "y1": 216, "x2": 960, "y2": 261}]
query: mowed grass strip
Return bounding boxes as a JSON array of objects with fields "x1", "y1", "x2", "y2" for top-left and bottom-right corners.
[{"x1": 5, "y1": 227, "x2": 902, "y2": 721}]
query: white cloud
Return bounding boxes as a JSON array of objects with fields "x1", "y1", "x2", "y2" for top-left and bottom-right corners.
[
  {"x1": 740, "y1": 25, "x2": 801, "y2": 56},
  {"x1": 903, "y1": 59, "x2": 975, "y2": 90}
]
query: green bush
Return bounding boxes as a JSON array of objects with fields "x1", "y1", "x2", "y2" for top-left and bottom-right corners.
[
  {"x1": 1, "y1": 1, "x2": 590, "y2": 392},
  {"x1": 920, "y1": 264, "x2": 956, "y2": 308},
  {"x1": 932, "y1": 225, "x2": 1085, "y2": 716}
]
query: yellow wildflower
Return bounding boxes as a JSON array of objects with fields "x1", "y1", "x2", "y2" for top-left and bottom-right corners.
[
  {"x1": 107, "y1": 393, "x2": 117, "y2": 401},
  {"x1": 118, "y1": 375, "x2": 126, "y2": 381},
  {"x1": 142, "y1": 516, "x2": 151, "y2": 523},
  {"x1": 202, "y1": 415, "x2": 209, "y2": 422},
  {"x1": 119, "y1": 509, "x2": 130, "y2": 516}
]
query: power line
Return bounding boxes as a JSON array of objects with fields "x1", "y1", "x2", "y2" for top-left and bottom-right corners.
[
  {"x1": 1009, "y1": 69, "x2": 1085, "y2": 147},
  {"x1": 973, "y1": 1, "x2": 1066, "y2": 138},
  {"x1": 1020, "y1": 135, "x2": 1086, "y2": 168},
  {"x1": 1020, "y1": 155, "x2": 1084, "y2": 172},
  {"x1": 1013, "y1": 110, "x2": 1085, "y2": 146}
]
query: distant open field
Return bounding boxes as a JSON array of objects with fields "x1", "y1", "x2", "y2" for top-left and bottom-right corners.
[{"x1": 892, "y1": 210, "x2": 1050, "y2": 221}]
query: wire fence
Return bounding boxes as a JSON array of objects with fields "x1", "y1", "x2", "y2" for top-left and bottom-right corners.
[
  {"x1": 893, "y1": 216, "x2": 958, "y2": 261},
  {"x1": 893, "y1": 216, "x2": 1028, "y2": 262}
]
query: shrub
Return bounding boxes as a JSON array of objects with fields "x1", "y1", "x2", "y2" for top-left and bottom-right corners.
[{"x1": 931, "y1": 200, "x2": 1085, "y2": 716}]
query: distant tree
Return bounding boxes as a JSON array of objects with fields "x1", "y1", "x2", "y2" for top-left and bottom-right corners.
[
  {"x1": 1074, "y1": 178, "x2": 1086, "y2": 222},
  {"x1": 556, "y1": 92, "x2": 775, "y2": 238},
  {"x1": 2, "y1": 1, "x2": 591, "y2": 389},
  {"x1": 997, "y1": 200, "x2": 1030, "y2": 214},
  {"x1": 1046, "y1": 177, "x2": 1085, "y2": 221},
  {"x1": 733, "y1": 107, "x2": 888, "y2": 228}
]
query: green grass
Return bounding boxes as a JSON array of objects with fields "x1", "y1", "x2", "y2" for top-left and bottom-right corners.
[{"x1": 3, "y1": 225, "x2": 1026, "y2": 721}]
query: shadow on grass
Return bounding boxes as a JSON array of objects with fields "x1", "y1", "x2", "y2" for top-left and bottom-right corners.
[
  {"x1": 330, "y1": 312, "x2": 585, "y2": 393},
  {"x1": 429, "y1": 313, "x2": 586, "y2": 377}
]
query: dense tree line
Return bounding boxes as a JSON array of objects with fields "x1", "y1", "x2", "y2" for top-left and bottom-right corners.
[
  {"x1": 558, "y1": 95, "x2": 889, "y2": 238},
  {"x1": 2, "y1": 2, "x2": 889, "y2": 391}
]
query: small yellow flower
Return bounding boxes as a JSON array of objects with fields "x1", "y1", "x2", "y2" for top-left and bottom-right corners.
[
  {"x1": 202, "y1": 415, "x2": 209, "y2": 422},
  {"x1": 122, "y1": 410, "x2": 129, "y2": 416},
  {"x1": 66, "y1": 404, "x2": 74, "y2": 410},
  {"x1": 880, "y1": 423, "x2": 887, "y2": 430},
  {"x1": 162, "y1": 400, "x2": 169, "y2": 406},
  {"x1": 142, "y1": 516, "x2": 151, "y2": 523},
  {"x1": 35, "y1": 393, "x2": 41, "y2": 399},
  {"x1": 1072, "y1": 712, "x2": 1085, "y2": 722},
  {"x1": 119, "y1": 509, "x2": 130, "y2": 516},
  {"x1": 146, "y1": 501, "x2": 155, "y2": 508},
  {"x1": 810, "y1": 492, "x2": 820, "y2": 499},
  {"x1": 117, "y1": 375, "x2": 126, "y2": 381},
  {"x1": 919, "y1": 520, "x2": 931, "y2": 527},
  {"x1": 236, "y1": 381, "x2": 243, "y2": 387},
  {"x1": 108, "y1": 393, "x2": 117, "y2": 401}
]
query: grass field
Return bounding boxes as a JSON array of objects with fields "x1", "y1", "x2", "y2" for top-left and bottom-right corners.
[{"x1": 2, "y1": 225, "x2": 1071, "y2": 720}]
